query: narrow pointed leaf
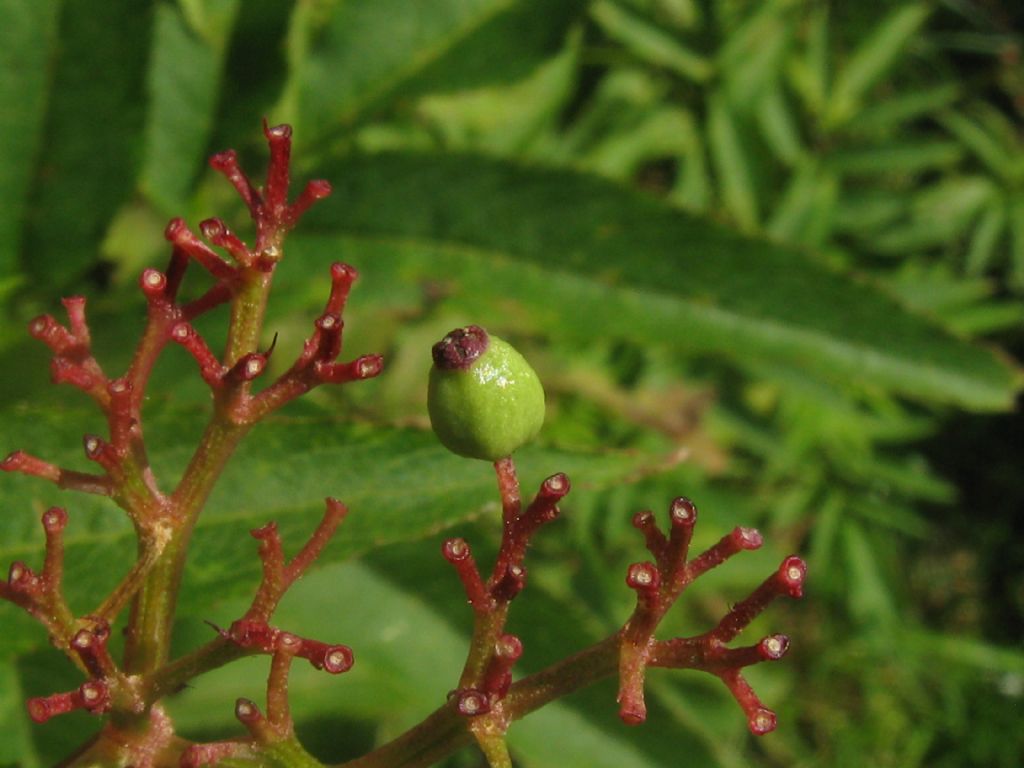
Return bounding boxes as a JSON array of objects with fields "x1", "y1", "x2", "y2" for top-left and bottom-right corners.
[
  {"x1": 139, "y1": 0, "x2": 240, "y2": 214},
  {"x1": 0, "y1": 403, "x2": 649, "y2": 649},
  {"x1": 287, "y1": 0, "x2": 586, "y2": 143},
  {"x1": 0, "y1": 660, "x2": 40, "y2": 768},
  {"x1": 827, "y1": 3, "x2": 930, "y2": 125},
  {"x1": 0, "y1": 0, "x2": 60, "y2": 280},
  {"x1": 19, "y1": 0, "x2": 149, "y2": 289},
  {"x1": 294, "y1": 152, "x2": 1020, "y2": 411}
]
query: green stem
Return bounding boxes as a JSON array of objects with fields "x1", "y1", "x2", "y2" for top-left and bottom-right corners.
[
  {"x1": 337, "y1": 703, "x2": 471, "y2": 768},
  {"x1": 149, "y1": 636, "x2": 246, "y2": 701},
  {"x1": 122, "y1": 266, "x2": 276, "y2": 699},
  {"x1": 122, "y1": 419, "x2": 248, "y2": 679},
  {"x1": 459, "y1": 605, "x2": 509, "y2": 688},
  {"x1": 337, "y1": 635, "x2": 621, "y2": 768}
]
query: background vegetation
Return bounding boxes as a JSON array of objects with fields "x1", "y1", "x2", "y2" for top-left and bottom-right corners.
[{"x1": 1, "y1": 0, "x2": 1022, "y2": 765}]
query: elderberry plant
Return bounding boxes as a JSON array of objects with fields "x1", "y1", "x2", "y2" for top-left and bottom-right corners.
[{"x1": 1, "y1": 125, "x2": 805, "y2": 767}]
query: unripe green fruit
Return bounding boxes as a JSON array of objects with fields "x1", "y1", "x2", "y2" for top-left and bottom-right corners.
[{"x1": 428, "y1": 325, "x2": 545, "y2": 461}]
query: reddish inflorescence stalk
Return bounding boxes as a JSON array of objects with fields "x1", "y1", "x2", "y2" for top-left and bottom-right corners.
[
  {"x1": 438, "y1": 460, "x2": 570, "y2": 758},
  {"x1": 0, "y1": 123, "x2": 378, "y2": 763},
  {"x1": 1, "y1": 120, "x2": 806, "y2": 767},
  {"x1": 618, "y1": 497, "x2": 806, "y2": 733},
  {"x1": 436, "y1": 459, "x2": 804, "y2": 764}
]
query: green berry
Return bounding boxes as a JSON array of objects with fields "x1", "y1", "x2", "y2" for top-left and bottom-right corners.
[{"x1": 428, "y1": 326, "x2": 545, "y2": 461}]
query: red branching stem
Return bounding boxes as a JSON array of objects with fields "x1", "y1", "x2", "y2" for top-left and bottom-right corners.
[
  {"x1": 71, "y1": 623, "x2": 116, "y2": 678},
  {"x1": 444, "y1": 465, "x2": 572, "y2": 735},
  {"x1": 498, "y1": 472, "x2": 569, "y2": 572},
  {"x1": 92, "y1": 540, "x2": 166, "y2": 623},
  {"x1": 83, "y1": 434, "x2": 120, "y2": 475},
  {"x1": 625, "y1": 562, "x2": 661, "y2": 616},
  {"x1": 286, "y1": 179, "x2": 332, "y2": 227},
  {"x1": 263, "y1": 123, "x2": 293, "y2": 231},
  {"x1": 181, "y1": 281, "x2": 233, "y2": 320},
  {"x1": 209, "y1": 149, "x2": 260, "y2": 214},
  {"x1": 227, "y1": 619, "x2": 279, "y2": 654},
  {"x1": 455, "y1": 689, "x2": 491, "y2": 717},
  {"x1": 50, "y1": 357, "x2": 103, "y2": 396},
  {"x1": 1, "y1": 561, "x2": 38, "y2": 612},
  {"x1": 26, "y1": 680, "x2": 110, "y2": 724},
  {"x1": 225, "y1": 351, "x2": 270, "y2": 385},
  {"x1": 225, "y1": 618, "x2": 354, "y2": 678},
  {"x1": 170, "y1": 322, "x2": 226, "y2": 387},
  {"x1": 242, "y1": 264, "x2": 382, "y2": 422},
  {"x1": 235, "y1": 697, "x2": 277, "y2": 743},
  {"x1": 719, "y1": 669, "x2": 778, "y2": 735},
  {"x1": 41, "y1": 507, "x2": 68, "y2": 592},
  {"x1": 681, "y1": 526, "x2": 763, "y2": 587},
  {"x1": 616, "y1": 640, "x2": 650, "y2": 725},
  {"x1": 163, "y1": 246, "x2": 190, "y2": 300},
  {"x1": 1, "y1": 450, "x2": 112, "y2": 495},
  {"x1": 314, "y1": 355, "x2": 384, "y2": 384},
  {"x1": 249, "y1": 522, "x2": 286, "y2": 618},
  {"x1": 164, "y1": 218, "x2": 237, "y2": 281},
  {"x1": 489, "y1": 563, "x2": 528, "y2": 603},
  {"x1": 30, "y1": 312, "x2": 77, "y2": 352},
  {"x1": 648, "y1": 633, "x2": 791, "y2": 670},
  {"x1": 180, "y1": 741, "x2": 254, "y2": 768},
  {"x1": 442, "y1": 538, "x2": 490, "y2": 612},
  {"x1": 493, "y1": 456, "x2": 521, "y2": 525},
  {"x1": 483, "y1": 634, "x2": 523, "y2": 697},
  {"x1": 298, "y1": 638, "x2": 354, "y2": 674},
  {"x1": 29, "y1": 299, "x2": 109, "y2": 404},
  {"x1": 663, "y1": 496, "x2": 697, "y2": 576},
  {"x1": 709, "y1": 556, "x2": 806, "y2": 644},
  {"x1": 618, "y1": 558, "x2": 665, "y2": 725},
  {"x1": 614, "y1": 496, "x2": 803, "y2": 728},
  {"x1": 106, "y1": 378, "x2": 137, "y2": 451},
  {"x1": 284, "y1": 498, "x2": 348, "y2": 584},
  {"x1": 62, "y1": 296, "x2": 91, "y2": 345},
  {"x1": 246, "y1": 498, "x2": 348, "y2": 621},
  {"x1": 324, "y1": 262, "x2": 358, "y2": 316},
  {"x1": 632, "y1": 511, "x2": 667, "y2": 564},
  {"x1": 200, "y1": 218, "x2": 253, "y2": 267},
  {"x1": 139, "y1": 268, "x2": 170, "y2": 304},
  {"x1": 266, "y1": 635, "x2": 297, "y2": 734},
  {"x1": 1, "y1": 508, "x2": 75, "y2": 638}
]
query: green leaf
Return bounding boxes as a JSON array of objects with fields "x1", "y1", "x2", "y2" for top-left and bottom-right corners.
[
  {"x1": 707, "y1": 94, "x2": 759, "y2": 231},
  {"x1": 168, "y1": 561, "x2": 670, "y2": 766},
  {"x1": 590, "y1": 0, "x2": 712, "y2": 83},
  {"x1": 755, "y1": 82, "x2": 804, "y2": 166},
  {"x1": 825, "y1": 140, "x2": 963, "y2": 175},
  {"x1": 0, "y1": 0, "x2": 60, "y2": 281},
  {"x1": 585, "y1": 107, "x2": 699, "y2": 179},
  {"x1": 844, "y1": 82, "x2": 961, "y2": 134},
  {"x1": 788, "y1": 3, "x2": 828, "y2": 114},
  {"x1": 1009, "y1": 195, "x2": 1024, "y2": 289},
  {"x1": 293, "y1": 152, "x2": 1020, "y2": 410},
  {"x1": 0, "y1": 660, "x2": 40, "y2": 768},
  {"x1": 767, "y1": 159, "x2": 837, "y2": 246},
  {"x1": 842, "y1": 520, "x2": 898, "y2": 626},
  {"x1": 826, "y1": 2, "x2": 931, "y2": 127},
  {"x1": 416, "y1": 39, "x2": 579, "y2": 156},
  {"x1": 717, "y1": 2, "x2": 793, "y2": 109},
  {"x1": 139, "y1": 0, "x2": 240, "y2": 214},
  {"x1": 939, "y1": 109, "x2": 1019, "y2": 183},
  {"x1": 964, "y1": 200, "x2": 1006, "y2": 276},
  {"x1": 285, "y1": 0, "x2": 586, "y2": 144},
  {"x1": 905, "y1": 630, "x2": 1024, "y2": 676},
  {"x1": 0, "y1": 403, "x2": 648, "y2": 648},
  {"x1": 19, "y1": 0, "x2": 150, "y2": 289}
]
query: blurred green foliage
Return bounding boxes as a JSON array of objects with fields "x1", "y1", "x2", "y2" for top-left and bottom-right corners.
[{"x1": 1, "y1": 0, "x2": 1022, "y2": 766}]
